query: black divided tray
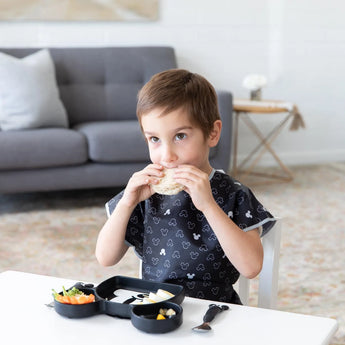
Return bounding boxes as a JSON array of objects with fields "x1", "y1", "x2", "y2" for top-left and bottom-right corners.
[{"x1": 53, "y1": 275, "x2": 185, "y2": 320}]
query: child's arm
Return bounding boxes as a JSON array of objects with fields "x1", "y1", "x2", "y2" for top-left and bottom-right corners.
[
  {"x1": 95, "y1": 164, "x2": 163, "y2": 266},
  {"x1": 202, "y1": 203, "x2": 263, "y2": 279},
  {"x1": 95, "y1": 200, "x2": 135, "y2": 266},
  {"x1": 174, "y1": 165, "x2": 263, "y2": 279}
]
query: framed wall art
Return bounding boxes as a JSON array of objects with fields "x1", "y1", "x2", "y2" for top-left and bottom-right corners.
[{"x1": 0, "y1": 0, "x2": 159, "y2": 21}]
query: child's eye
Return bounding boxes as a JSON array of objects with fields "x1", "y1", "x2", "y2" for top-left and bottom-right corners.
[
  {"x1": 149, "y1": 136, "x2": 160, "y2": 143},
  {"x1": 175, "y1": 133, "x2": 186, "y2": 141}
]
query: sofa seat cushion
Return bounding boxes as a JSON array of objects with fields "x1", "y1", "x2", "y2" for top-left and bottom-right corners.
[
  {"x1": 0, "y1": 128, "x2": 88, "y2": 170},
  {"x1": 75, "y1": 121, "x2": 149, "y2": 163}
]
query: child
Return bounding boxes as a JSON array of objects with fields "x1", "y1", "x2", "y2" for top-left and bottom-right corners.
[{"x1": 95, "y1": 69, "x2": 275, "y2": 304}]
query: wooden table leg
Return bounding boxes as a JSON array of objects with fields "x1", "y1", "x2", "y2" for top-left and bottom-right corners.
[{"x1": 235, "y1": 111, "x2": 294, "y2": 184}]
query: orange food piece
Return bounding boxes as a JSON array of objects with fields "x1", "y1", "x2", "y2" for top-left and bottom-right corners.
[
  {"x1": 76, "y1": 294, "x2": 95, "y2": 304},
  {"x1": 55, "y1": 293, "x2": 95, "y2": 305}
]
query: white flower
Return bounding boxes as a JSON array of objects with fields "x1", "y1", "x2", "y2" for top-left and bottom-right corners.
[{"x1": 242, "y1": 74, "x2": 267, "y2": 90}]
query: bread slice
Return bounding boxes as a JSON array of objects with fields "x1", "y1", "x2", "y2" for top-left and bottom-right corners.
[{"x1": 152, "y1": 168, "x2": 184, "y2": 195}]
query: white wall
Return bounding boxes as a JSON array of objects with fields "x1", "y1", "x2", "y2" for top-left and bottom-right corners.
[{"x1": 1, "y1": 0, "x2": 344, "y2": 167}]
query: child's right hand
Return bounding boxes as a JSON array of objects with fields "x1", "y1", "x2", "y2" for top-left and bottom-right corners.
[{"x1": 120, "y1": 164, "x2": 164, "y2": 208}]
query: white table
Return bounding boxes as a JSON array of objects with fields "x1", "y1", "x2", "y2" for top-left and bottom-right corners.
[{"x1": 0, "y1": 271, "x2": 338, "y2": 345}]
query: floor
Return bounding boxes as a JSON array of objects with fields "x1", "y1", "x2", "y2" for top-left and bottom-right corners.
[{"x1": 0, "y1": 162, "x2": 344, "y2": 344}]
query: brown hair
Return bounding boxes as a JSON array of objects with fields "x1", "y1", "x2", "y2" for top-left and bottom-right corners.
[{"x1": 137, "y1": 69, "x2": 220, "y2": 138}]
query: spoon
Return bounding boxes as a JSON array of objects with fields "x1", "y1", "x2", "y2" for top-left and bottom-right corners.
[{"x1": 192, "y1": 304, "x2": 230, "y2": 332}]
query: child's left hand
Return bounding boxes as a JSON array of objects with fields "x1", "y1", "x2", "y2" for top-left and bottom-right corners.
[{"x1": 173, "y1": 165, "x2": 215, "y2": 212}]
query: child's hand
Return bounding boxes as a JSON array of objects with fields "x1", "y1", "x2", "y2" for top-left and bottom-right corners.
[
  {"x1": 121, "y1": 164, "x2": 164, "y2": 208},
  {"x1": 173, "y1": 165, "x2": 215, "y2": 212}
]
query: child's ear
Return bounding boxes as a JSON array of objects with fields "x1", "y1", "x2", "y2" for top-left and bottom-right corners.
[{"x1": 208, "y1": 120, "x2": 222, "y2": 147}]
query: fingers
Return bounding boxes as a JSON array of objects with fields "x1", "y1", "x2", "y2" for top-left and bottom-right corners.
[
  {"x1": 122, "y1": 164, "x2": 165, "y2": 206},
  {"x1": 173, "y1": 166, "x2": 213, "y2": 212},
  {"x1": 129, "y1": 164, "x2": 164, "y2": 188},
  {"x1": 143, "y1": 163, "x2": 164, "y2": 176},
  {"x1": 173, "y1": 165, "x2": 209, "y2": 184},
  {"x1": 142, "y1": 164, "x2": 164, "y2": 184}
]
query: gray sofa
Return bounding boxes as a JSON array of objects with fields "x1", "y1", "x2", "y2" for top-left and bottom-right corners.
[{"x1": 0, "y1": 47, "x2": 232, "y2": 194}]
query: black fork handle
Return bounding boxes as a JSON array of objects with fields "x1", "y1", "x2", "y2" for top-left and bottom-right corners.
[{"x1": 203, "y1": 304, "x2": 229, "y2": 323}]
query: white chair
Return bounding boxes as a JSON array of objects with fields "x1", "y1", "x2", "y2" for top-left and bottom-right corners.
[{"x1": 237, "y1": 219, "x2": 282, "y2": 309}]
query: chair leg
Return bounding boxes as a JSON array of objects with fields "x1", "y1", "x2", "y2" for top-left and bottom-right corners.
[
  {"x1": 238, "y1": 275, "x2": 250, "y2": 305},
  {"x1": 258, "y1": 220, "x2": 282, "y2": 309},
  {"x1": 139, "y1": 259, "x2": 143, "y2": 279}
]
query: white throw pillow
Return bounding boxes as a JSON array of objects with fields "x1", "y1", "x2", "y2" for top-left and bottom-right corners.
[{"x1": 0, "y1": 49, "x2": 68, "y2": 131}]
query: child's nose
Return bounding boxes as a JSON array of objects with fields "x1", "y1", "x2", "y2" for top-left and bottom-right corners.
[{"x1": 162, "y1": 145, "x2": 177, "y2": 164}]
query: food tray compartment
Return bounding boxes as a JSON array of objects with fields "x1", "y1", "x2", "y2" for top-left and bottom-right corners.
[
  {"x1": 53, "y1": 283, "x2": 103, "y2": 318},
  {"x1": 96, "y1": 275, "x2": 185, "y2": 318},
  {"x1": 131, "y1": 301, "x2": 183, "y2": 333}
]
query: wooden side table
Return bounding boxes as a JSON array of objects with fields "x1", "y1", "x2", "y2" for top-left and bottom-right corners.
[{"x1": 232, "y1": 99, "x2": 305, "y2": 185}]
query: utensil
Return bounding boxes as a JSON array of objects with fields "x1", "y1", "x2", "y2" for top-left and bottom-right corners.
[{"x1": 192, "y1": 304, "x2": 230, "y2": 332}]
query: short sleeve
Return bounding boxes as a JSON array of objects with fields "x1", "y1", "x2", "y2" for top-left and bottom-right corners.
[
  {"x1": 231, "y1": 188, "x2": 275, "y2": 237},
  {"x1": 105, "y1": 191, "x2": 145, "y2": 258},
  {"x1": 105, "y1": 191, "x2": 124, "y2": 217}
]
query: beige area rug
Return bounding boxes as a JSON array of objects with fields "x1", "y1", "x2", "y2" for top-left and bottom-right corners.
[{"x1": 0, "y1": 163, "x2": 344, "y2": 344}]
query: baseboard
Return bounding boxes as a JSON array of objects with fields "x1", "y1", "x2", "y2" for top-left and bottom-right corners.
[{"x1": 233, "y1": 149, "x2": 345, "y2": 168}]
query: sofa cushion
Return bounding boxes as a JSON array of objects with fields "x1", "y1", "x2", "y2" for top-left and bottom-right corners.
[
  {"x1": 53, "y1": 47, "x2": 177, "y2": 125},
  {"x1": 75, "y1": 121, "x2": 150, "y2": 163},
  {"x1": 0, "y1": 49, "x2": 68, "y2": 131},
  {"x1": 0, "y1": 128, "x2": 88, "y2": 170}
]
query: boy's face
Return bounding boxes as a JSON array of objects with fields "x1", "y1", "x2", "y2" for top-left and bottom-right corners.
[{"x1": 141, "y1": 107, "x2": 219, "y2": 174}]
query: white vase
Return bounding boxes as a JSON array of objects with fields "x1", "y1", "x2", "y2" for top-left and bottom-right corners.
[{"x1": 250, "y1": 89, "x2": 262, "y2": 101}]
